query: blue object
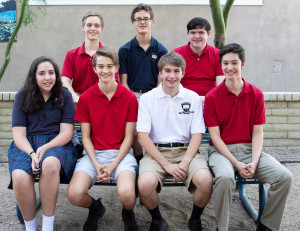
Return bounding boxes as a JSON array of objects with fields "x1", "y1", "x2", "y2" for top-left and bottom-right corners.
[{"x1": 235, "y1": 172, "x2": 267, "y2": 223}]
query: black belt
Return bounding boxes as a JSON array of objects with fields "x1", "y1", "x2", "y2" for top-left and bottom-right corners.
[
  {"x1": 131, "y1": 89, "x2": 150, "y2": 93},
  {"x1": 155, "y1": 143, "x2": 189, "y2": 148}
]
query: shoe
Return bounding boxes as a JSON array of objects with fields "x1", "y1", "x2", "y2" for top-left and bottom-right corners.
[
  {"x1": 83, "y1": 198, "x2": 106, "y2": 231},
  {"x1": 149, "y1": 218, "x2": 168, "y2": 231},
  {"x1": 256, "y1": 222, "x2": 272, "y2": 231},
  {"x1": 188, "y1": 219, "x2": 203, "y2": 231},
  {"x1": 122, "y1": 209, "x2": 138, "y2": 231}
]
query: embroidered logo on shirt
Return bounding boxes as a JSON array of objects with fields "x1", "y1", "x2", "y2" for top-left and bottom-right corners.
[
  {"x1": 151, "y1": 53, "x2": 158, "y2": 62},
  {"x1": 179, "y1": 102, "x2": 194, "y2": 114}
]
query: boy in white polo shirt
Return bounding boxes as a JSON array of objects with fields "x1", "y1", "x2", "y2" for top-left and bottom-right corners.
[{"x1": 137, "y1": 52, "x2": 213, "y2": 231}]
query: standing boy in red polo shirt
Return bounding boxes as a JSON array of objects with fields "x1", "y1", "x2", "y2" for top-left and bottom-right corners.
[
  {"x1": 174, "y1": 17, "x2": 224, "y2": 103},
  {"x1": 204, "y1": 43, "x2": 292, "y2": 231},
  {"x1": 67, "y1": 47, "x2": 138, "y2": 231},
  {"x1": 61, "y1": 11, "x2": 105, "y2": 103}
]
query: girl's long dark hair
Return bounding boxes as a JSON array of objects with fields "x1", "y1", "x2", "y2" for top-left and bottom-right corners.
[{"x1": 19, "y1": 56, "x2": 64, "y2": 113}]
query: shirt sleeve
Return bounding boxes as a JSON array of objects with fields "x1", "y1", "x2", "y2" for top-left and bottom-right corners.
[
  {"x1": 61, "y1": 51, "x2": 73, "y2": 79},
  {"x1": 191, "y1": 96, "x2": 206, "y2": 134},
  {"x1": 12, "y1": 92, "x2": 27, "y2": 127},
  {"x1": 126, "y1": 94, "x2": 138, "y2": 122},
  {"x1": 118, "y1": 46, "x2": 128, "y2": 74},
  {"x1": 61, "y1": 89, "x2": 74, "y2": 124},
  {"x1": 204, "y1": 94, "x2": 219, "y2": 127},
  {"x1": 136, "y1": 94, "x2": 152, "y2": 133},
  {"x1": 254, "y1": 91, "x2": 266, "y2": 125},
  {"x1": 74, "y1": 94, "x2": 90, "y2": 123}
]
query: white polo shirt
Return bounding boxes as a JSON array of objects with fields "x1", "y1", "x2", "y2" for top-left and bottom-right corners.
[{"x1": 137, "y1": 83, "x2": 206, "y2": 144}]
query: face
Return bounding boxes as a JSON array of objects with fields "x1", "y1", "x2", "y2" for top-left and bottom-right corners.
[
  {"x1": 160, "y1": 64, "x2": 184, "y2": 93},
  {"x1": 82, "y1": 16, "x2": 103, "y2": 41},
  {"x1": 221, "y1": 53, "x2": 245, "y2": 80},
  {"x1": 132, "y1": 10, "x2": 154, "y2": 34},
  {"x1": 36, "y1": 61, "x2": 56, "y2": 95},
  {"x1": 94, "y1": 56, "x2": 118, "y2": 84},
  {"x1": 187, "y1": 27, "x2": 210, "y2": 51}
]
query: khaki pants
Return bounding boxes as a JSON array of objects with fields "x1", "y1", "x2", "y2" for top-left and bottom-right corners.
[{"x1": 208, "y1": 143, "x2": 293, "y2": 231}]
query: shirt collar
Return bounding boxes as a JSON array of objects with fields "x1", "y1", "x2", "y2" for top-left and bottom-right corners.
[
  {"x1": 220, "y1": 78, "x2": 251, "y2": 96},
  {"x1": 157, "y1": 83, "x2": 186, "y2": 99},
  {"x1": 186, "y1": 42, "x2": 208, "y2": 56},
  {"x1": 93, "y1": 81, "x2": 123, "y2": 98},
  {"x1": 79, "y1": 42, "x2": 103, "y2": 56},
  {"x1": 133, "y1": 36, "x2": 155, "y2": 49}
]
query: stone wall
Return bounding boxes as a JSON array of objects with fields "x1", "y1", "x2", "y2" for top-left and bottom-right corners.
[
  {"x1": 264, "y1": 92, "x2": 300, "y2": 147},
  {"x1": 0, "y1": 92, "x2": 299, "y2": 161}
]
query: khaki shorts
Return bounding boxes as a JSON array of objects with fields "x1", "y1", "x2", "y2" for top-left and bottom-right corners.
[{"x1": 139, "y1": 147, "x2": 208, "y2": 194}]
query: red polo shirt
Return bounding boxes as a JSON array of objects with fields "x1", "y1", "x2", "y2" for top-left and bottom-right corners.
[
  {"x1": 62, "y1": 42, "x2": 103, "y2": 94},
  {"x1": 75, "y1": 82, "x2": 138, "y2": 150},
  {"x1": 174, "y1": 43, "x2": 223, "y2": 96},
  {"x1": 204, "y1": 79, "x2": 266, "y2": 145}
]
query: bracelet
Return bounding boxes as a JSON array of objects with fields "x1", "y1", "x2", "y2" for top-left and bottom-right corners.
[{"x1": 29, "y1": 151, "x2": 35, "y2": 156}]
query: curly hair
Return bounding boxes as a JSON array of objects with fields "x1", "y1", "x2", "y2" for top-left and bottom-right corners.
[{"x1": 19, "y1": 56, "x2": 64, "y2": 113}]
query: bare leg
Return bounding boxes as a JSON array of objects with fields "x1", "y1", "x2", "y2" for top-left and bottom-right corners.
[
  {"x1": 192, "y1": 169, "x2": 213, "y2": 207},
  {"x1": 116, "y1": 171, "x2": 136, "y2": 210},
  {"x1": 12, "y1": 169, "x2": 36, "y2": 221},
  {"x1": 39, "y1": 156, "x2": 61, "y2": 216},
  {"x1": 138, "y1": 172, "x2": 160, "y2": 210},
  {"x1": 67, "y1": 171, "x2": 94, "y2": 207}
]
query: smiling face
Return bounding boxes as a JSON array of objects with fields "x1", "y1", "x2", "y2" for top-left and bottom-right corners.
[
  {"x1": 82, "y1": 16, "x2": 103, "y2": 41},
  {"x1": 132, "y1": 10, "x2": 154, "y2": 35},
  {"x1": 36, "y1": 61, "x2": 56, "y2": 96},
  {"x1": 160, "y1": 63, "x2": 184, "y2": 94},
  {"x1": 187, "y1": 27, "x2": 210, "y2": 52},
  {"x1": 221, "y1": 52, "x2": 245, "y2": 80},
  {"x1": 94, "y1": 56, "x2": 118, "y2": 84}
]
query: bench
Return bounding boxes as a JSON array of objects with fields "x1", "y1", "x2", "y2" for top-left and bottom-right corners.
[{"x1": 16, "y1": 124, "x2": 266, "y2": 225}]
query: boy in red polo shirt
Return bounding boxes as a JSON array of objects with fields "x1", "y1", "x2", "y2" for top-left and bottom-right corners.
[
  {"x1": 67, "y1": 47, "x2": 138, "y2": 231},
  {"x1": 61, "y1": 11, "x2": 105, "y2": 103},
  {"x1": 174, "y1": 17, "x2": 224, "y2": 103},
  {"x1": 204, "y1": 43, "x2": 292, "y2": 231}
]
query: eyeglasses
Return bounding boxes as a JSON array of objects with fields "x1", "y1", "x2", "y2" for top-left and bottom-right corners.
[{"x1": 133, "y1": 17, "x2": 152, "y2": 23}]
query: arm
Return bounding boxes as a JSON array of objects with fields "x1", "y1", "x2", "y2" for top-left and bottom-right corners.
[
  {"x1": 216, "y1": 75, "x2": 225, "y2": 86},
  {"x1": 98, "y1": 122, "x2": 135, "y2": 182},
  {"x1": 246, "y1": 124, "x2": 264, "y2": 177},
  {"x1": 12, "y1": 127, "x2": 40, "y2": 173},
  {"x1": 36, "y1": 123, "x2": 74, "y2": 160},
  {"x1": 178, "y1": 133, "x2": 202, "y2": 181},
  {"x1": 119, "y1": 73, "x2": 130, "y2": 90},
  {"x1": 62, "y1": 77, "x2": 79, "y2": 103},
  {"x1": 12, "y1": 127, "x2": 34, "y2": 156},
  {"x1": 208, "y1": 126, "x2": 251, "y2": 178},
  {"x1": 81, "y1": 121, "x2": 101, "y2": 171},
  {"x1": 138, "y1": 132, "x2": 186, "y2": 182}
]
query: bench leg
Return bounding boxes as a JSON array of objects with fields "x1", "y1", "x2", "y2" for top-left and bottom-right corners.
[
  {"x1": 238, "y1": 182, "x2": 267, "y2": 224},
  {"x1": 16, "y1": 195, "x2": 42, "y2": 224},
  {"x1": 257, "y1": 182, "x2": 267, "y2": 222}
]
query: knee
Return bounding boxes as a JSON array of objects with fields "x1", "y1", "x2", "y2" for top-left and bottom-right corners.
[
  {"x1": 67, "y1": 184, "x2": 85, "y2": 206},
  {"x1": 278, "y1": 167, "x2": 293, "y2": 187},
  {"x1": 138, "y1": 173, "x2": 158, "y2": 197},
  {"x1": 118, "y1": 186, "x2": 136, "y2": 206},
  {"x1": 193, "y1": 170, "x2": 213, "y2": 193},
  {"x1": 42, "y1": 157, "x2": 61, "y2": 177},
  {"x1": 214, "y1": 173, "x2": 235, "y2": 190},
  {"x1": 12, "y1": 170, "x2": 31, "y2": 190}
]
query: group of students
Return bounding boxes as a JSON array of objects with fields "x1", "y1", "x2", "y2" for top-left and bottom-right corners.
[{"x1": 8, "y1": 3, "x2": 293, "y2": 231}]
